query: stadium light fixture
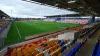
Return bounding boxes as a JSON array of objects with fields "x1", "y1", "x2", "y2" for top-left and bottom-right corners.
[
  {"x1": 55, "y1": 4, "x2": 58, "y2": 6},
  {"x1": 68, "y1": 8, "x2": 71, "y2": 9},
  {"x1": 79, "y1": 7, "x2": 83, "y2": 8},
  {"x1": 24, "y1": 0, "x2": 31, "y2": 2},
  {"x1": 68, "y1": 0, "x2": 76, "y2": 3}
]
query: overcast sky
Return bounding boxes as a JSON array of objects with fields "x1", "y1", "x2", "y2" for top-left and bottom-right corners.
[{"x1": 0, "y1": 0, "x2": 77, "y2": 18}]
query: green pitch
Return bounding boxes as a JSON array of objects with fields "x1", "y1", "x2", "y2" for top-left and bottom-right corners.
[{"x1": 4, "y1": 21, "x2": 80, "y2": 46}]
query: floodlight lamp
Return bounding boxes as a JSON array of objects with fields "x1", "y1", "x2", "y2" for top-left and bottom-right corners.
[
  {"x1": 55, "y1": 4, "x2": 58, "y2": 6},
  {"x1": 68, "y1": 8, "x2": 71, "y2": 9},
  {"x1": 68, "y1": 0, "x2": 76, "y2": 3},
  {"x1": 79, "y1": 7, "x2": 83, "y2": 8},
  {"x1": 25, "y1": 0, "x2": 31, "y2": 2}
]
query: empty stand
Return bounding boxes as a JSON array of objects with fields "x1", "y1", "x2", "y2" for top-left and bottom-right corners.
[{"x1": 0, "y1": 19, "x2": 9, "y2": 32}]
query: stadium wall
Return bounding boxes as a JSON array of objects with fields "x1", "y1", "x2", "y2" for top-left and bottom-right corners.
[{"x1": 0, "y1": 47, "x2": 7, "y2": 56}]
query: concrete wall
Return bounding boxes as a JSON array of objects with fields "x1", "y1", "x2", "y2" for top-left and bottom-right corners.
[
  {"x1": 0, "y1": 47, "x2": 7, "y2": 56},
  {"x1": 58, "y1": 32, "x2": 75, "y2": 40},
  {"x1": 9, "y1": 37, "x2": 43, "y2": 48}
]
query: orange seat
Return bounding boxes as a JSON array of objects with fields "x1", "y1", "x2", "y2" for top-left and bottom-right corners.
[
  {"x1": 49, "y1": 47, "x2": 54, "y2": 53},
  {"x1": 32, "y1": 50, "x2": 38, "y2": 56},
  {"x1": 10, "y1": 52, "x2": 16, "y2": 56},
  {"x1": 22, "y1": 50, "x2": 31, "y2": 56},
  {"x1": 24, "y1": 53, "x2": 32, "y2": 56},
  {"x1": 43, "y1": 46, "x2": 49, "y2": 50},
  {"x1": 17, "y1": 53, "x2": 23, "y2": 56},
  {"x1": 53, "y1": 46, "x2": 57, "y2": 50},
  {"x1": 56, "y1": 44, "x2": 60, "y2": 49},
  {"x1": 12, "y1": 48, "x2": 17, "y2": 53},
  {"x1": 49, "y1": 46, "x2": 56, "y2": 53}
]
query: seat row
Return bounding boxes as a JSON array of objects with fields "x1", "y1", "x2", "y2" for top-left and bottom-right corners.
[
  {"x1": 88, "y1": 25, "x2": 100, "y2": 38},
  {"x1": 7, "y1": 37, "x2": 78, "y2": 56},
  {"x1": 7, "y1": 38, "x2": 48, "y2": 56},
  {"x1": 0, "y1": 20, "x2": 9, "y2": 28},
  {"x1": 80, "y1": 23, "x2": 100, "y2": 38},
  {"x1": 0, "y1": 20, "x2": 9, "y2": 32},
  {"x1": 8, "y1": 39, "x2": 68, "y2": 56},
  {"x1": 36, "y1": 40, "x2": 72, "y2": 56},
  {"x1": 92, "y1": 38, "x2": 100, "y2": 56},
  {"x1": 36, "y1": 39, "x2": 78, "y2": 56}
]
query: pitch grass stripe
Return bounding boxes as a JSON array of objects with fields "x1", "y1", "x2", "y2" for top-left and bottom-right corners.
[{"x1": 14, "y1": 21, "x2": 22, "y2": 39}]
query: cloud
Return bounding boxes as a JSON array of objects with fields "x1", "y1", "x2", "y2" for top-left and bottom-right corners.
[{"x1": 0, "y1": 0, "x2": 77, "y2": 18}]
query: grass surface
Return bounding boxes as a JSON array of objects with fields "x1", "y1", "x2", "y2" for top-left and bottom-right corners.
[{"x1": 4, "y1": 20, "x2": 80, "y2": 45}]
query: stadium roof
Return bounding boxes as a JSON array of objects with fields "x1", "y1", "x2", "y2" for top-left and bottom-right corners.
[
  {"x1": 23, "y1": 0, "x2": 100, "y2": 16},
  {"x1": 45, "y1": 14, "x2": 88, "y2": 17},
  {"x1": 0, "y1": 10, "x2": 10, "y2": 18}
]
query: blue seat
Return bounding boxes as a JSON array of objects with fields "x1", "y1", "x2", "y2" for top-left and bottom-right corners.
[
  {"x1": 65, "y1": 43, "x2": 82, "y2": 56},
  {"x1": 92, "y1": 42, "x2": 99, "y2": 56},
  {"x1": 61, "y1": 46, "x2": 67, "y2": 53},
  {"x1": 96, "y1": 44, "x2": 100, "y2": 56},
  {"x1": 58, "y1": 40, "x2": 61, "y2": 43},
  {"x1": 44, "y1": 44, "x2": 48, "y2": 47},
  {"x1": 70, "y1": 39, "x2": 77, "y2": 45},
  {"x1": 60, "y1": 41, "x2": 65, "y2": 46},
  {"x1": 88, "y1": 33, "x2": 92, "y2": 38},
  {"x1": 74, "y1": 43, "x2": 81, "y2": 52}
]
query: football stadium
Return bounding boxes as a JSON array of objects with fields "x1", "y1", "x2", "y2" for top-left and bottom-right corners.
[{"x1": 0, "y1": 0, "x2": 100, "y2": 56}]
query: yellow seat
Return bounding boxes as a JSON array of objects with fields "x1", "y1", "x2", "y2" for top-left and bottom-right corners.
[
  {"x1": 36, "y1": 52, "x2": 44, "y2": 56},
  {"x1": 50, "y1": 51, "x2": 58, "y2": 56},
  {"x1": 57, "y1": 48, "x2": 61, "y2": 56},
  {"x1": 50, "y1": 48, "x2": 61, "y2": 56},
  {"x1": 56, "y1": 44, "x2": 60, "y2": 49}
]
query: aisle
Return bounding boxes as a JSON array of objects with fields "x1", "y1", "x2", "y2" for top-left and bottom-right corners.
[{"x1": 75, "y1": 28, "x2": 100, "y2": 56}]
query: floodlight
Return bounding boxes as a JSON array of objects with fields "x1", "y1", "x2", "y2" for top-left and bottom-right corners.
[
  {"x1": 68, "y1": 8, "x2": 71, "y2": 9},
  {"x1": 68, "y1": 0, "x2": 76, "y2": 3},
  {"x1": 79, "y1": 7, "x2": 83, "y2": 8},
  {"x1": 24, "y1": 0, "x2": 31, "y2": 2},
  {"x1": 55, "y1": 4, "x2": 58, "y2": 6}
]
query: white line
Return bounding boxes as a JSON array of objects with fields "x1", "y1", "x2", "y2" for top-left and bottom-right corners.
[{"x1": 14, "y1": 22, "x2": 22, "y2": 39}]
